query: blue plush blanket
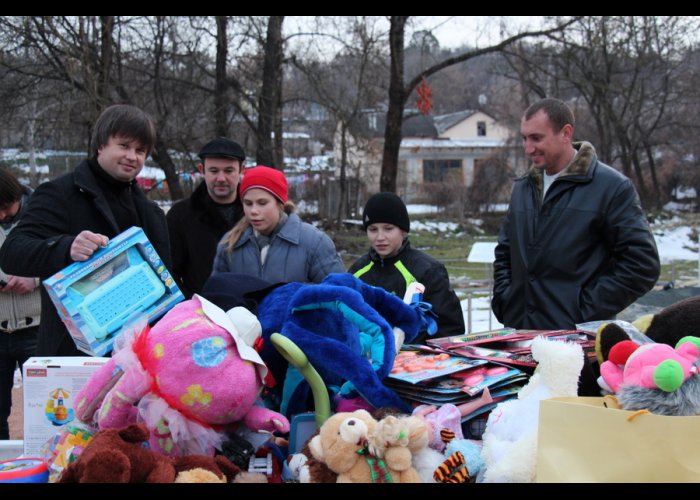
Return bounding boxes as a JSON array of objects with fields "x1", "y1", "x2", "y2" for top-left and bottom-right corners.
[{"x1": 257, "y1": 273, "x2": 425, "y2": 415}]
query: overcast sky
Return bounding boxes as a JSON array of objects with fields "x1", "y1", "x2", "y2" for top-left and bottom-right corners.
[
  {"x1": 418, "y1": 16, "x2": 541, "y2": 49},
  {"x1": 285, "y1": 16, "x2": 542, "y2": 59}
]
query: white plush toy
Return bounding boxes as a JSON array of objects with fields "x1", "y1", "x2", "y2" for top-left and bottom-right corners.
[{"x1": 480, "y1": 336, "x2": 584, "y2": 483}]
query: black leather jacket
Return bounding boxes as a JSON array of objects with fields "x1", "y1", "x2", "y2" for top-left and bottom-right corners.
[{"x1": 492, "y1": 142, "x2": 660, "y2": 329}]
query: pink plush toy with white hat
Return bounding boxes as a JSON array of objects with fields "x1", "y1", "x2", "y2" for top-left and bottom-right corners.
[{"x1": 73, "y1": 295, "x2": 289, "y2": 457}]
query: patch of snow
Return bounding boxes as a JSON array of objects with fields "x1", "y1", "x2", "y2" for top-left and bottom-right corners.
[
  {"x1": 406, "y1": 204, "x2": 439, "y2": 215},
  {"x1": 653, "y1": 226, "x2": 698, "y2": 263}
]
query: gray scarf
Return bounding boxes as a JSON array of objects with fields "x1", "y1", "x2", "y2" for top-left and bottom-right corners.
[{"x1": 254, "y1": 211, "x2": 288, "y2": 265}]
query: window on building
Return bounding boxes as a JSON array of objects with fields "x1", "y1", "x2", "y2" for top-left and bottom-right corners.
[
  {"x1": 368, "y1": 113, "x2": 377, "y2": 131},
  {"x1": 423, "y1": 159, "x2": 463, "y2": 183},
  {"x1": 477, "y1": 121, "x2": 487, "y2": 136}
]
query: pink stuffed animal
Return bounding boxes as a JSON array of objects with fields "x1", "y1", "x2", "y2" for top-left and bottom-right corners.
[
  {"x1": 600, "y1": 336, "x2": 700, "y2": 393},
  {"x1": 73, "y1": 295, "x2": 289, "y2": 457}
]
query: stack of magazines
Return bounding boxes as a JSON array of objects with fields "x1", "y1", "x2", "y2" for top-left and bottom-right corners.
[
  {"x1": 426, "y1": 328, "x2": 596, "y2": 368},
  {"x1": 385, "y1": 329, "x2": 596, "y2": 426},
  {"x1": 384, "y1": 347, "x2": 528, "y2": 423}
]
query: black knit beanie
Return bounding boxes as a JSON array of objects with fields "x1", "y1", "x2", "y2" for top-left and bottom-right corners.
[{"x1": 362, "y1": 192, "x2": 410, "y2": 232}]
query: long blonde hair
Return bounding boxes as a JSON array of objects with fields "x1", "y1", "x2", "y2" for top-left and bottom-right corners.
[{"x1": 226, "y1": 200, "x2": 296, "y2": 252}]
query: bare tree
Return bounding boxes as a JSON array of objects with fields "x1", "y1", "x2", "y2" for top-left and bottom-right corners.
[
  {"x1": 379, "y1": 16, "x2": 582, "y2": 192},
  {"x1": 0, "y1": 16, "x2": 291, "y2": 199},
  {"x1": 256, "y1": 16, "x2": 284, "y2": 168},
  {"x1": 0, "y1": 16, "x2": 188, "y2": 198},
  {"x1": 501, "y1": 16, "x2": 695, "y2": 209},
  {"x1": 182, "y1": 16, "x2": 286, "y2": 169},
  {"x1": 0, "y1": 17, "x2": 115, "y2": 147},
  {"x1": 213, "y1": 16, "x2": 229, "y2": 137},
  {"x1": 289, "y1": 16, "x2": 387, "y2": 226}
]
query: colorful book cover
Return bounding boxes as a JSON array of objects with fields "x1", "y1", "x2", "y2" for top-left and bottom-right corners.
[
  {"x1": 428, "y1": 329, "x2": 596, "y2": 369},
  {"x1": 449, "y1": 364, "x2": 528, "y2": 396},
  {"x1": 449, "y1": 344, "x2": 538, "y2": 368},
  {"x1": 385, "y1": 360, "x2": 528, "y2": 406},
  {"x1": 428, "y1": 329, "x2": 592, "y2": 349},
  {"x1": 388, "y1": 350, "x2": 488, "y2": 384},
  {"x1": 426, "y1": 328, "x2": 517, "y2": 349}
]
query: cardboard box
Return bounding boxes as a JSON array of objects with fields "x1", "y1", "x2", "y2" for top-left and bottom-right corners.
[
  {"x1": 43, "y1": 226, "x2": 184, "y2": 356},
  {"x1": 22, "y1": 357, "x2": 108, "y2": 457}
]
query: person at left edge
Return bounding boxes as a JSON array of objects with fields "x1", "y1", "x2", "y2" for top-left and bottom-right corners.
[
  {"x1": 167, "y1": 137, "x2": 245, "y2": 297},
  {"x1": 0, "y1": 104, "x2": 170, "y2": 357},
  {"x1": 0, "y1": 169, "x2": 40, "y2": 439}
]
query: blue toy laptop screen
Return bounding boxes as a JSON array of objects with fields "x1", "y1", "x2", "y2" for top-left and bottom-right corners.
[{"x1": 68, "y1": 247, "x2": 165, "y2": 340}]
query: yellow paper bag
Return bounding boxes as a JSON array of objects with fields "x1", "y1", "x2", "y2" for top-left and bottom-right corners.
[{"x1": 537, "y1": 396, "x2": 700, "y2": 483}]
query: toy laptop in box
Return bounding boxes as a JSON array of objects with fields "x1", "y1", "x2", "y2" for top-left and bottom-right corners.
[{"x1": 43, "y1": 226, "x2": 184, "y2": 356}]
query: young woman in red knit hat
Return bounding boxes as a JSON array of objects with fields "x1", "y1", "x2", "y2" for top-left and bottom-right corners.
[{"x1": 211, "y1": 166, "x2": 344, "y2": 284}]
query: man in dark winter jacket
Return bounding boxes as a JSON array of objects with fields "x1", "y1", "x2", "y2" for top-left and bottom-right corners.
[
  {"x1": 166, "y1": 137, "x2": 245, "y2": 297},
  {"x1": 349, "y1": 192, "x2": 465, "y2": 344},
  {"x1": 492, "y1": 98, "x2": 660, "y2": 331},
  {"x1": 0, "y1": 104, "x2": 170, "y2": 356}
]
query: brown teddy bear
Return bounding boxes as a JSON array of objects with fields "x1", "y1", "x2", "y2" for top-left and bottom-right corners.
[
  {"x1": 638, "y1": 295, "x2": 700, "y2": 346},
  {"x1": 57, "y1": 424, "x2": 176, "y2": 483},
  {"x1": 367, "y1": 415, "x2": 423, "y2": 483},
  {"x1": 58, "y1": 423, "x2": 250, "y2": 483},
  {"x1": 290, "y1": 436, "x2": 338, "y2": 483},
  {"x1": 308, "y1": 410, "x2": 423, "y2": 483},
  {"x1": 173, "y1": 454, "x2": 241, "y2": 483},
  {"x1": 369, "y1": 415, "x2": 429, "y2": 483},
  {"x1": 308, "y1": 410, "x2": 379, "y2": 483}
]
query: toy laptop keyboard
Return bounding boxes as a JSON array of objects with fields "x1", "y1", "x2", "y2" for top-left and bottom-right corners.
[{"x1": 74, "y1": 247, "x2": 166, "y2": 340}]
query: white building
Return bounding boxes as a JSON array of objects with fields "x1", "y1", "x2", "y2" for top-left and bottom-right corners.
[{"x1": 334, "y1": 109, "x2": 523, "y2": 203}]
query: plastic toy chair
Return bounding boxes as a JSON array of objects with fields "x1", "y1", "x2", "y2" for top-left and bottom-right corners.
[{"x1": 270, "y1": 333, "x2": 331, "y2": 428}]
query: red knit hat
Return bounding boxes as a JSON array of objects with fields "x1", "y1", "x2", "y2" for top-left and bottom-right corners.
[{"x1": 240, "y1": 165, "x2": 288, "y2": 203}]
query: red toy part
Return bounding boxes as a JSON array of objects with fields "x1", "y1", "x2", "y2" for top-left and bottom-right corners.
[
  {"x1": 0, "y1": 458, "x2": 49, "y2": 483},
  {"x1": 608, "y1": 340, "x2": 639, "y2": 365}
]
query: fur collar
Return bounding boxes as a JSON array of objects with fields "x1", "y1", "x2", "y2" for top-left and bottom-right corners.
[{"x1": 528, "y1": 141, "x2": 597, "y2": 187}]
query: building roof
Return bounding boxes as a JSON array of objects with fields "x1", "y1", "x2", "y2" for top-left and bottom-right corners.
[
  {"x1": 433, "y1": 110, "x2": 477, "y2": 135},
  {"x1": 401, "y1": 114, "x2": 438, "y2": 137},
  {"x1": 400, "y1": 138, "x2": 505, "y2": 149},
  {"x1": 350, "y1": 108, "x2": 497, "y2": 140}
]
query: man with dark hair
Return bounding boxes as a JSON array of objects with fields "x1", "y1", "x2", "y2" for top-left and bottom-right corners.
[
  {"x1": 166, "y1": 137, "x2": 245, "y2": 297},
  {"x1": 0, "y1": 104, "x2": 170, "y2": 356},
  {"x1": 492, "y1": 97, "x2": 660, "y2": 331},
  {"x1": 0, "y1": 168, "x2": 40, "y2": 439}
]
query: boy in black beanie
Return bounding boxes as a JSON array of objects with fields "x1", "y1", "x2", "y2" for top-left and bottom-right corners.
[{"x1": 348, "y1": 192, "x2": 465, "y2": 343}]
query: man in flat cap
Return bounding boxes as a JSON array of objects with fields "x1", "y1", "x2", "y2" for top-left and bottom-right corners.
[{"x1": 166, "y1": 137, "x2": 246, "y2": 297}]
